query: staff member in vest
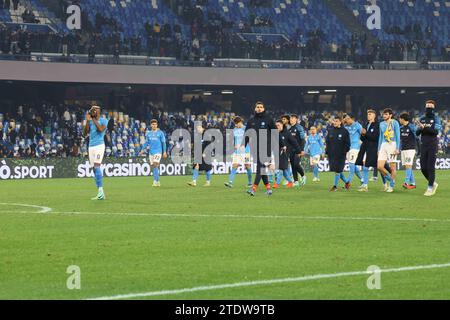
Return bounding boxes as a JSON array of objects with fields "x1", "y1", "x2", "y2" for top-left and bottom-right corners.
[
  {"x1": 416, "y1": 100, "x2": 442, "y2": 196},
  {"x1": 84, "y1": 105, "x2": 108, "y2": 200}
]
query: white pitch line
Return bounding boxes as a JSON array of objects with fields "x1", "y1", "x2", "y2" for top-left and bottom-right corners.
[
  {"x1": 0, "y1": 202, "x2": 52, "y2": 213},
  {"x1": 49, "y1": 210, "x2": 450, "y2": 223},
  {"x1": 88, "y1": 262, "x2": 450, "y2": 300}
]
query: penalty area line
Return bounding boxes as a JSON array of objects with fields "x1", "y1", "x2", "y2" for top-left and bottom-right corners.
[
  {"x1": 49, "y1": 210, "x2": 450, "y2": 223},
  {"x1": 0, "y1": 202, "x2": 52, "y2": 213},
  {"x1": 87, "y1": 262, "x2": 450, "y2": 300}
]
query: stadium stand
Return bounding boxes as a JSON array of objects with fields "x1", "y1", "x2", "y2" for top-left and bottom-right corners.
[
  {"x1": 1, "y1": 101, "x2": 449, "y2": 159},
  {"x1": 343, "y1": 0, "x2": 449, "y2": 60},
  {"x1": 0, "y1": 0, "x2": 449, "y2": 66}
]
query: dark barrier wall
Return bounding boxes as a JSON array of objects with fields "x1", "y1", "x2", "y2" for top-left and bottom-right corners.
[
  {"x1": 1, "y1": 157, "x2": 449, "y2": 180},
  {"x1": 0, "y1": 61, "x2": 449, "y2": 87}
]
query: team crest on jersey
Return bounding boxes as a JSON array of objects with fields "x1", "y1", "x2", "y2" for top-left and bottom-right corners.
[{"x1": 338, "y1": 134, "x2": 342, "y2": 138}]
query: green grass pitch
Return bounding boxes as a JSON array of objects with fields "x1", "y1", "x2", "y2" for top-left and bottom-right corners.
[{"x1": 0, "y1": 170, "x2": 449, "y2": 300}]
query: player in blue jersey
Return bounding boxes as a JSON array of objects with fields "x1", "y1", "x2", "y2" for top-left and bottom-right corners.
[
  {"x1": 141, "y1": 119, "x2": 167, "y2": 187},
  {"x1": 224, "y1": 117, "x2": 252, "y2": 188},
  {"x1": 378, "y1": 108, "x2": 401, "y2": 193},
  {"x1": 399, "y1": 113, "x2": 417, "y2": 190},
  {"x1": 304, "y1": 126, "x2": 325, "y2": 182},
  {"x1": 83, "y1": 105, "x2": 108, "y2": 200},
  {"x1": 343, "y1": 113, "x2": 363, "y2": 188}
]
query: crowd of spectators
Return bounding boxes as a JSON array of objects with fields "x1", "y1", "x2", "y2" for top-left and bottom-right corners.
[
  {"x1": 0, "y1": 0, "x2": 20, "y2": 11},
  {"x1": 1, "y1": 0, "x2": 448, "y2": 65},
  {"x1": 1, "y1": 102, "x2": 449, "y2": 160}
]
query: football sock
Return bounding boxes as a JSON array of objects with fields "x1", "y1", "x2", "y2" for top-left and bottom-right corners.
[
  {"x1": 153, "y1": 167, "x2": 159, "y2": 182},
  {"x1": 94, "y1": 167, "x2": 103, "y2": 188},
  {"x1": 348, "y1": 163, "x2": 356, "y2": 182},
  {"x1": 246, "y1": 168, "x2": 252, "y2": 185},
  {"x1": 334, "y1": 173, "x2": 340, "y2": 187},
  {"x1": 355, "y1": 165, "x2": 362, "y2": 180},
  {"x1": 229, "y1": 167, "x2": 237, "y2": 183},
  {"x1": 192, "y1": 168, "x2": 199, "y2": 182},
  {"x1": 313, "y1": 165, "x2": 319, "y2": 178},
  {"x1": 390, "y1": 179, "x2": 395, "y2": 188},
  {"x1": 275, "y1": 170, "x2": 282, "y2": 185},
  {"x1": 363, "y1": 166, "x2": 369, "y2": 185},
  {"x1": 283, "y1": 170, "x2": 292, "y2": 183},
  {"x1": 408, "y1": 168, "x2": 415, "y2": 185}
]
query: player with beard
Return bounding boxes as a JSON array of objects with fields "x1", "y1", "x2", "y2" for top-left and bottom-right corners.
[{"x1": 244, "y1": 101, "x2": 277, "y2": 196}]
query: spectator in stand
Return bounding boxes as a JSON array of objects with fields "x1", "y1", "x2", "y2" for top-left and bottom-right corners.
[{"x1": 12, "y1": 0, "x2": 19, "y2": 11}]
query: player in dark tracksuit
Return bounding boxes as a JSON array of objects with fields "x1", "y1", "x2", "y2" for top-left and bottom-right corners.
[
  {"x1": 399, "y1": 112, "x2": 417, "y2": 190},
  {"x1": 326, "y1": 117, "x2": 350, "y2": 192},
  {"x1": 244, "y1": 101, "x2": 277, "y2": 196},
  {"x1": 288, "y1": 114, "x2": 306, "y2": 187},
  {"x1": 416, "y1": 100, "x2": 442, "y2": 196},
  {"x1": 356, "y1": 110, "x2": 392, "y2": 189},
  {"x1": 356, "y1": 109, "x2": 379, "y2": 192},
  {"x1": 188, "y1": 124, "x2": 213, "y2": 187},
  {"x1": 273, "y1": 119, "x2": 302, "y2": 188}
]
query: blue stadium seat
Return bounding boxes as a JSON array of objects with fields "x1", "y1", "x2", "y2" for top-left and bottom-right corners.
[{"x1": 342, "y1": 0, "x2": 449, "y2": 56}]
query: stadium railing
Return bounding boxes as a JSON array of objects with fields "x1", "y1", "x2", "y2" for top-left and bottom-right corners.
[{"x1": 1, "y1": 53, "x2": 450, "y2": 70}]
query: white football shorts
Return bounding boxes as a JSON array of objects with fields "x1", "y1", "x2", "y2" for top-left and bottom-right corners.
[
  {"x1": 401, "y1": 149, "x2": 416, "y2": 166},
  {"x1": 378, "y1": 142, "x2": 398, "y2": 163},
  {"x1": 150, "y1": 153, "x2": 162, "y2": 164},
  {"x1": 310, "y1": 155, "x2": 321, "y2": 166},
  {"x1": 346, "y1": 149, "x2": 359, "y2": 164},
  {"x1": 89, "y1": 144, "x2": 105, "y2": 167}
]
